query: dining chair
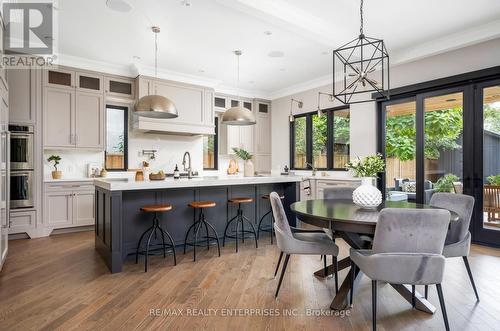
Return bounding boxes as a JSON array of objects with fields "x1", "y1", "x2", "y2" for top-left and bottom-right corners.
[
  {"x1": 350, "y1": 208, "x2": 451, "y2": 331},
  {"x1": 269, "y1": 192, "x2": 340, "y2": 298},
  {"x1": 426, "y1": 192, "x2": 479, "y2": 301}
]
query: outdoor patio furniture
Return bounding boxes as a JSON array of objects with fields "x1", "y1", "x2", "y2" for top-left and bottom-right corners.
[{"x1": 484, "y1": 185, "x2": 500, "y2": 222}]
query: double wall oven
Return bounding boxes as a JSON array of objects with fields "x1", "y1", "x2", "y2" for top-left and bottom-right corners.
[{"x1": 9, "y1": 125, "x2": 34, "y2": 209}]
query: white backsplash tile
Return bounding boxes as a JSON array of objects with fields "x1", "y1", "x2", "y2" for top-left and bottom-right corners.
[{"x1": 43, "y1": 149, "x2": 104, "y2": 180}]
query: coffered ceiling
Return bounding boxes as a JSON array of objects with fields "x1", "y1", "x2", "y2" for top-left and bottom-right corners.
[{"x1": 56, "y1": 0, "x2": 500, "y2": 99}]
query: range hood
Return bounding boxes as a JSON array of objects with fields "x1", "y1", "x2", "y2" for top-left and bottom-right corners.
[{"x1": 132, "y1": 115, "x2": 214, "y2": 136}]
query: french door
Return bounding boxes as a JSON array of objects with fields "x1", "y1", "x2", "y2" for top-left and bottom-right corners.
[
  {"x1": 381, "y1": 82, "x2": 500, "y2": 246},
  {"x1": 473, "y1": 80, "x2": 500, "y2": 246}
]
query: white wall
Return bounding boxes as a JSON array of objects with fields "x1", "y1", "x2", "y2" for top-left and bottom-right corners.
[{"x1": 271, "y1": 37, "x2": 500, "y2": 172}]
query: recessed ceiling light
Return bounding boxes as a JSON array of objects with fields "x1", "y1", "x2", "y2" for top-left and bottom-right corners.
[
  {"x1": 198, "y1": 69, "x2": 205, "y2": 73},
  {"x1": 279, "y1": 68, "x2": 286, "y2": 72},
  {"x1": 264, "y1": 31, "x2": 272, "y2": 36},
  {"x1": 180, "y1": 0, "x2": 191, "y2": 7},
  {"x1": 268, "y1": 51, "x2": 284, "y2": 58},
  {"x1": 248, "y1": 80, "x2": 255, "y2": 84},
  {"x1": 132, "y1": 55, "x2": 141, "y2": 60},
  {"x1": 106, "y1": 0, "x2": 132, "y2": 12}
]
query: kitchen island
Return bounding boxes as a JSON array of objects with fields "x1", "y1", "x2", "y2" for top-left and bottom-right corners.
[{"x1": 94, "y1": 175, "x2": 301, "y2": 273}]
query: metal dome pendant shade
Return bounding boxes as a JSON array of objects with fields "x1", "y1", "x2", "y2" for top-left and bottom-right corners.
[
  {"x1": 333, "y1": 0, "x2": 390, "y2": 104},
  {"x1": 221, "y1": 50, "x2": 256, "y2": 126},
  {"x1": 134, "y1": 26, "x2": 178, "y2": 119}
]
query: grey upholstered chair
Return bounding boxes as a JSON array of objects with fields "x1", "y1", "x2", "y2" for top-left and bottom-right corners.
[
  {"x1": 427, "y1": 192, "x2": 478, "y2": 301},
  {"x1": 269, "y1": 192, "x2": 340, "y2": 298},
  {"x1": 350, "y1": 208, "x2": 451, "y2": 331}
]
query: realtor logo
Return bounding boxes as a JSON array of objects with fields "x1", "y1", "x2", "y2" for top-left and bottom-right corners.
[{"x1": 3, "y1": 2, "x2": 53, "y2": 55}]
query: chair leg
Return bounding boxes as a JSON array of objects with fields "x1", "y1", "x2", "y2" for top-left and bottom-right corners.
[
  {"x1": 183, "y1": 222, "x2": 197, "y2": 254},
  {"x1": 242, "y1": 215, "x2": 258, "y2": 248},
  {"x1": 135, "y1": 225, "x2": 153, "y2": 264},
  {"x1": 193, "y1": 220, "x2": 203, "y2": 262},
  {"x1": 436, "y1": 284, "x2": 450, "y2": 331},
  {"x1": 323, "y1": 255, "x2": 327, "y2": 277},
  {"x1": 463, "y1": 256, "x2": 480, "y2": 302},
  {"x1": 424, "y1": 285, "x2": 429, "y2": 299},
  {"x1": 275, "y1": 254, "x2": 290, "y2": 299},
  {"x1": 203, "y1": 215, "x2": 221, "y2": 257},
  {"x1": 411, "y1": 285, "x2": 416, "y2": 308},
  {"x1": 333, "y1": 256, "x2": 339, "y2": 293},
  {"x1": 270, "y1": 214, "x2": 274, "y2": 244},
  {"x1": 222, "y1": 214, "x2": 238, "y2": 247},
  {"x1": 158, "y1": 222, "x2": 167, "y2": 258},
  {"x1": 372, "y1": 280, "x2": 377, "y2": 331},
  {"x1": 274, "y1": 251, "x2": 284, "y2": 278},
  {"x1": 144, "y1": 227, "x2": 156, "y2": 272},
  {"x1": 161, "y1": 228, "x2": 177, "y2": 266},
  {"x1": 350, "y1": 261, "x2": 356, "y2": 306},
  {"x1": 203, "y1": 219, "x2": 210, "y2": 250}
]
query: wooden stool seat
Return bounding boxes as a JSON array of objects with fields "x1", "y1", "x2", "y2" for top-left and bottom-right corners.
[
  {"x1": 189, "y1": 201, "x2": 216, "y2": 208},
  {"x1": 262, "y1": 194, "x2": 284, "y2": 200},
  {"x1": 140, "y1": 204, "x2": 172, "y2": 213},
  {"x1": 228, "y1": 197, "x2": 253, "y2": 204}
]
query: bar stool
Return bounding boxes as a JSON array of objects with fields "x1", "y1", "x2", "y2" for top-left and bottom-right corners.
[
  {"x1": 257, "y1": 194, "x2": 284, "y2": 244},
  {"x1": 223, "y1": 197, "x2": 258, "y2": 252},
  {"x1": 135, "y1": 204, "x2": 177, "y2": 272},
  {"x1": 184, "y1": 201, "x2": 221, "y2": 262}
]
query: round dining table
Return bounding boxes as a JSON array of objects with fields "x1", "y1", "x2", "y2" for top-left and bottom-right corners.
[{"x1": 290, "y1": 199, "x2": 459, "y2": 314}]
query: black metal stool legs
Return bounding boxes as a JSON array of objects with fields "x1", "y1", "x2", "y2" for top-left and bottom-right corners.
[
  {"x1": 135, "y1": 212, "x2": 176, "y2": 272},
  {"x1": 223, "y1": 203, "x2": 258, "y2": 252},
  {"x1": 257, "y1": 209, "x2": 275, "y2": 244},
  {"x1": 184, "y1": 209, "x2": 221, "y2": 261}
]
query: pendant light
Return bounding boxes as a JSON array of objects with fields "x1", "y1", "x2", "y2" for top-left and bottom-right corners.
[
  {"x1": 332, "y1": 0, "x2": 390, "y2": 104},
  {"x1": 221, "y1": 50, "x2": 256, "y2": 126},
  {"x1": 134, "y1": 26, "x2": 178, "y2": 119},
  {"x1": 289, "y1": 98, "x2": 303, "y2": 122}
]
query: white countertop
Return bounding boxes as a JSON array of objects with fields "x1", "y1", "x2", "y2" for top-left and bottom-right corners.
[
  {"x1": 44, "y1": 178, "x2": 95, "y2": 183},
  {"x1": 94, "y1": 175, "x2": 303, "y2": 191}
]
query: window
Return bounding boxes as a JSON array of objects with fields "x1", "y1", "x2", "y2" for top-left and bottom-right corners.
[
  {"x1": 105, "y1": 105, "x2": 128, "y2": 170},
  {"x1": 203, "y1": 117, "x2": 218, "y2": 170},
  {"x1": 290, "y1": 107, "x2": 350, "y2": 170}
]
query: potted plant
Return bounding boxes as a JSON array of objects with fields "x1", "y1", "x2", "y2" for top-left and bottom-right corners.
[
  {"x1": 435, "y1": 174, "x2": 460, "y2": 193},
  {"x1": 47, "y1": 155, "x2": 62, "y2": 179},
  {"x1": 487, "y1": 174, "x2": 500, "y2": 186},
  {"x1": 346, "y1": 154, "x2": 385, "y2": 209},
  {"x1": 232, "y1": 147, "x2": 254, "y2": 177}
]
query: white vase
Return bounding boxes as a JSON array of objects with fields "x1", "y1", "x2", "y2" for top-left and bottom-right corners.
[
  {"x1": 244, "y1": 159, "x2": 255, "y2": 177},
  {"x1": 353, "y1": 177, "x2": 382, "y2": 209}
]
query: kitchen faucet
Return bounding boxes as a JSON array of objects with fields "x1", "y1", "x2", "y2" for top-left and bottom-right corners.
[
  {"x1": 305, "y1": 162, "x2": 317, "y2": 176},
  {"x1": 182, "y1": 151, "x2": 193, "y2": 179}
]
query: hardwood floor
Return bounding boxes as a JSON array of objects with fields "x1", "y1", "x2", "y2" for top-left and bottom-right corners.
[{"x1": 1, "y1": 231, "x2": 499, "y2": 331}]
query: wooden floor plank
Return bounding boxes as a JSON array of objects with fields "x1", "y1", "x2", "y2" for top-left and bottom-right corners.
[{"x1": 1, "y1": 231, "x2": 500, "y2": 330}]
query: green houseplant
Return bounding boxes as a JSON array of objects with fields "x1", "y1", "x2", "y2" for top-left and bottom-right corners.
[
  {"x1": 487, "y1": 174, "x2": 500, "y2": 186},
  {"x1": 47, "y1": 155, "x2": 62, "y2": 179},
  {"x1": 232, "y1": 147, "x2": 254, "y2": 177},
  {"x1": 434, "y1": 174, "x2": 460, "y2": 193},
  {"x1": 345, "y1": 154, "x2": 385, "y2": 178}
]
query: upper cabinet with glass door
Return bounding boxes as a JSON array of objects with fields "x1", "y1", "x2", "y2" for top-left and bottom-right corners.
[
  {"x1": 45, "y1": 68, "x2": 103, "y2": 94},
  {"x1": 105, "y1": 76, "x2": 135, "y2": 100}
]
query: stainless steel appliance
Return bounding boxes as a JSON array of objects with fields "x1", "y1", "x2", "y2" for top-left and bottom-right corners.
[
  {"x1": 10, "y1": 171, "x2": 33, "y2": 209},
  {"x1": 9, "y1": 125, "x2": 34, "y2": 170},
  {"x1": 1, "y1": 109, "x2": 10, "y2": 270}
]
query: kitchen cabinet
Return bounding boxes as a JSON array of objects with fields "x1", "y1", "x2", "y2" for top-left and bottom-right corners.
[
  {"x1": 315, "y1": 179, "x2": 360, "y2": 199},
  {"x1": 9, "y1": 210, "x2": 36, "y2": 235},
  {"x1": 44, "y1": 182, "x2": 95, "y2": 228},
  {"x1": 105, "y1": 76, "x2": 135, "y2": 100},
  {"x1": 43, "y1": 70, "x2": 104, "y2": 149},
  {"x1": 255, "y1": 103, "x2": 271, "y2": 154},
  {"x1": 133, "y1": 76, "x2": 215, "y2": 135},
  {"x1": 7, "y1": 69, "x2": 36, "y2": 124},
  {"x1": 43, "y1": 87, "x2": 74, "y2": 147},
  {"x1": 219, "y1": 124, "x2": 254, "y2": 155}
]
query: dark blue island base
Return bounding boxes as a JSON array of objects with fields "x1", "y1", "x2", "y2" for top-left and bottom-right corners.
[{"x1": 95, "y1": 181, "x2": 300, "y2": 273}]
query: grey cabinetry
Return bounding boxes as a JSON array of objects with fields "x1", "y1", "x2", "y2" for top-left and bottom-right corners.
[
  {"x1": 44, "y1": 182, "x2": 95, "y2": 229},
  {"x1": 7, "y1": 69, "x2": 36, "y2": 124},
  {"x1": 43, "y1": 68, "x2": 104, "y2": 150},
  {"x1": 254, "y1": 101, "x2": 271, "y2": 173},
  {"x1": 105, "y1": 76, "x2": 135, "y2": 100}
]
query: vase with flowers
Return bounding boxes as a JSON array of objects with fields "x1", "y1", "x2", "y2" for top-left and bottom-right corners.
[{"x1": 346, "y1": 154, "x2": 385, "y2": 209}]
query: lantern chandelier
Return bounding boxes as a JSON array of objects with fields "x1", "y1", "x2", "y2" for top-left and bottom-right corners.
[{"x1": 331, "y1": 0, "x2": 390, "y2": 104}]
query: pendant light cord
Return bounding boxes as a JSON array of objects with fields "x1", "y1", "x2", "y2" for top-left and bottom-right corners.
[
  {"x1": 154, "y1": 31, "x2": 158, "y2": 80},
  {"x1": 359, "y1": 0, "x2": 364, "y2": 35}
]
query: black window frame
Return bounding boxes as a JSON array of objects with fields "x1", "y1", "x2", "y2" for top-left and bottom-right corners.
[
  {"x1": 104, "y1": 104, "x2": 128, "y2": 171},
  {"x1": 203, "y1": 117, "x2": 219, "y2": 170},
  {"x1": 290, "y1": 106, "x2": 350, "y2": 171}
]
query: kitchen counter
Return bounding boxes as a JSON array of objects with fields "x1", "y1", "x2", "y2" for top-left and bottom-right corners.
[
  {"x1": 94, "y1": 175, "x2": 300, "y2": 273},
  {"x1": 94, "y1": 175, "x2": 302, "y2": 191},
  {"x1": 43, "y1": 178, "x2": 95, "y2": 183}
]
